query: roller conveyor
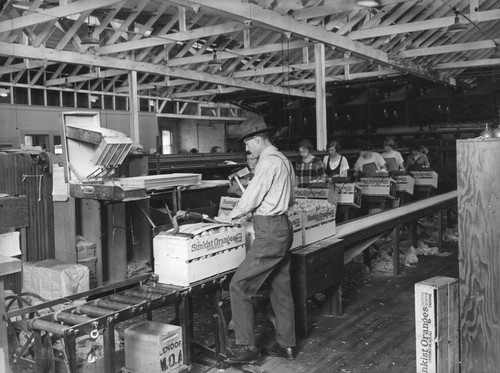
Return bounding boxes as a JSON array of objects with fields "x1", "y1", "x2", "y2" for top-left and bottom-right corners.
[{"x1": 8, "y1": 271, "x2": 234, "y2": 373}]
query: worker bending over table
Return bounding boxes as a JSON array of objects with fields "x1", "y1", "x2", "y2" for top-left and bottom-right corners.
[
  {"x1": 226, "y1": 116, "x2": 297, "y2": 364},
  {"x1": 354, "y1": 141, "x2": 387, "y2": 177}
]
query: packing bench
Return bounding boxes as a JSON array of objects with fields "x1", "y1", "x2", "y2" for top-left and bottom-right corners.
[{"x1": 290, "y1": 190, "x2": 457, "y2": 337}]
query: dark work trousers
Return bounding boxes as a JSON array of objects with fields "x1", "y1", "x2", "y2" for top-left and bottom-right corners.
[{"x1": 229, "y1": 214, "x2": 296, "y2": 347}]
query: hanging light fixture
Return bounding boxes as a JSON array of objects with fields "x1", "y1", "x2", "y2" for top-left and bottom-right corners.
[
  {"x1": 81, "y1": 17, "x2": 100, "y2": 46},
  {"x1": 208, "y1": 50, "x2": 222, "y2": 66},
  {"x1": 356, "y1": 0, "x2": 381, "y2": 7},
  {"x1": 447, "y1": 9, "x2": 469, "y2": 33}
]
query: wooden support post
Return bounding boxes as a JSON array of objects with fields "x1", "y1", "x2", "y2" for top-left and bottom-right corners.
[
  {"x1": 324, "y1": 282, "x2": 343, "y2": 317},
  {"x1": 105, "y1": 203, "x2": 127, "y2": 284},
  {"x1": 179, "y1": 294, "x2": 193, "y2": 366},
  {"x1": 392, "y1": 225, "x2": 400, "y2": 275},
  {"x1": 437, "y1": 209, "x2": 443, "y2": 251}
]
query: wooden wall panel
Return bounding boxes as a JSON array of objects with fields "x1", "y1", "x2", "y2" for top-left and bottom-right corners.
[
  {"x1": 0, "y1": 153, "x2": 54, "y2": 261},
  {"x1": 456, "y1": 138, "x2": 500, "y2": 372}
]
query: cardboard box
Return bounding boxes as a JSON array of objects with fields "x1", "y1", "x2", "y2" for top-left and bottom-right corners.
[
  {"x1": 154, "y1": 223, "x2": 246, "y2": 286},
  {"x1": 415, "y1": 276, "x2": 459, "y2": 373},
  {"x1": 23, "y1": 260, "x2": 89, "y2": 300},
  {"x1": 357, "y1": 177, "x2": 397, "y2": 199},
  {"x1": 125, "y1": 321, "x2": 185, "y2": 373},
  {"x1": 393, "y1": 175, "x2": 415, "y2": 195},
  {"x1": 412, "y1": 171, "x2": 438, "y2": 188},
  {"x1": 333, "y1": 183, "x2": 362, "y2": 208}
]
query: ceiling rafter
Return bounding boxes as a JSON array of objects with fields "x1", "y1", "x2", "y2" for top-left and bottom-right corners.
[
  {"x1": 0, "y1": 41, "x2": 316, "y2": 98},
  {"x1": 0, "y1": 0, "x2": 126, "y2": 33},
  {"x1": 168, "y1": 0, "x2": 455, "y2": 86}
]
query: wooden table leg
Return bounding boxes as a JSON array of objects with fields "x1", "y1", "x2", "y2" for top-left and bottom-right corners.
[{"x1": 294, "y1": 290, "x2": 308, "y2": 338}]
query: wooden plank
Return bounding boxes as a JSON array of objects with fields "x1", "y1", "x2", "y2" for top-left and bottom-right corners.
[
  {"x1": 456, "y1": 138, "x2": 500, "y2": 373},
  {"x1": 65, "y1": 125, "x2": 102, "y2": 145},
  {"x1": 53, "y1": 198, "x2": 77, "y2": 263},
  {"x1": 105, "y1": 203, "x2": 127, "y2": 284}
]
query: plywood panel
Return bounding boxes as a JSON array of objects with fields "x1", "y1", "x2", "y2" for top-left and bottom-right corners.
[{"x1": 456, "y1": 138, "x2": 500, "y2": 372}]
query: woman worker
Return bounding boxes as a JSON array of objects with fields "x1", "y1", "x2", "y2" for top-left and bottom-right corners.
[
  {"x1": 322, "y1": 140, "x2": 350, "y2": 179},
  {"x1": 295, "y1": 139, "x2": 325, "y2": 187},
  {"x1": 406, "y1": 144, "x2": 430, "y2": 171},
  {"x1": 380, "y1": 137, "x2": 405, "y2": 172},
  {"x1": 353, "y1": 142, "x2": 387, "y2": 177}
]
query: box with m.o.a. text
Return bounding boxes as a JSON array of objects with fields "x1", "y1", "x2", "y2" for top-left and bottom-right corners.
[{"x1": 415, "y1": 276, "x2": 459, "y2": 373}]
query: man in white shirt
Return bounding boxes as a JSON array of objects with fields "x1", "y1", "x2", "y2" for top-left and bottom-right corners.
[{"x1": 226, "y1": 116, "x2": 297, "y2": 364}]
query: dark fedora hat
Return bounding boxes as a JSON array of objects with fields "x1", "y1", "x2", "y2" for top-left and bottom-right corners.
[{"x1": 237, "y1": 116, "x2": 275, "y2": 142}]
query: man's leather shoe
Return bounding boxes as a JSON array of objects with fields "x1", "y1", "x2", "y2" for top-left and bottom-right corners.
[
  {"x1": 225, "y1": 345, "x2": 260, "y2": 364},
  {"x1": 266, "y1": 342, "x2": 296, "y2": 360}
]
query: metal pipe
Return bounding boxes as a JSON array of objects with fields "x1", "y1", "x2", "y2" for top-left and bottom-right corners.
[
  {"x1": 122, "y1": 289, "x2": 160, "y2": 300},
  {"x1": 53, "y1": 312, "x2": 93, "y2": 325},
  {"x1": 77, "y1": 305, "x2": 114, "y2": 318},
  {"x1": 94, "y1": 299, "x2": 129, "y2": 311},
  {"x1": 28, "y1": 319, "x2": 68, "y2": 335},
  {"x1": 109, "y1": 294, "x2": 145, "y2": 305}
]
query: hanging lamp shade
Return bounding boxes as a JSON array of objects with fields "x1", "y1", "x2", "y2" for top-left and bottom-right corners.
[
  {"x1": 447, "y1": 14, "x2": 469, "y2": 32},
  {"x1": 208, "y1": 50, "x2": 222, "y2": 66},
  {"x1": 356, "y1": 0, "x2": 381, "y2": 7},
  {"x1": 81, "y1": 25, "x2": 100, "y2": 46}
]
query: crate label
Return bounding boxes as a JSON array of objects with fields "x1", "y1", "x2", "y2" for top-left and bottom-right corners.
[
  {"x1": 190, "y1": 231, "x2": 244, "y2": 254},
  {"x1": 159, "y1": 337, "x2": 183, "y2": 371},
  {"x1": 218, "y1": 196, "x2": 240, "y2": 215},
  {"x1": 288, "y1": 213, "x2": 302, "y2": 232},
  {"x1": 295, "y1": 188, "x2": 330, "y2": 199},
  {"x1": 303, "y1": 209, "x2": 336, "y2": 228}
]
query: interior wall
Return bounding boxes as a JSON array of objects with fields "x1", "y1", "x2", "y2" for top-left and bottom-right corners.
[
  {"x1": 175, "y1": 119, "x2": 226, "y2": 153},
  {"x1": 0, "y1": 104, "x2": 158, "y2": 152}
]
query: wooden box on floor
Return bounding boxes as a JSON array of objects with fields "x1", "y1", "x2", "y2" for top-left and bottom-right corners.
[
  {"x1": 414, "y1": 276, "x2": 459, "y2": 373},
  {"x1": 124, "y1": 321, "x2": 186, "y2": 373}
]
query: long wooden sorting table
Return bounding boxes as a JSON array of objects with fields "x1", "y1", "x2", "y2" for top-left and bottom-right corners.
[{"x1": 291, "y1": 190, "x2": 457, "y2": 337}]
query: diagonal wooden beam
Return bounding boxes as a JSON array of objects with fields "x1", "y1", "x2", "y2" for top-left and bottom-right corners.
[
  {"x1": 44, "y1": 68, "x2": 125, "y2": 86},
  {"x1": 0, "y1": 0, "x2": 126, "y2": 33},
  {"x1": 0, "y1": 41, "x2": 316, "y2": 98},
  {"x1": 97, "y1": 22, "x2": 249, "y2": 55},
  {"x1": 169, "y1": 0, "x2": 455, "y2": 86}
]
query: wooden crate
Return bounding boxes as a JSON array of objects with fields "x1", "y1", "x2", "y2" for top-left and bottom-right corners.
[
  {"x1": 357, "y1": 177, "x2": 397, "y2": 199},
  {"x1": 412, "y1": 171, "x2": 438, "y2": 188},
  {"x1": 153, "y1": 223, "x2": 246, "y2": 286},
  {"x1": 393, "y1": 175, "x2": 415, "y2": 195},
  {"x1": 124, "y1": 321, "x2": 186, "y2": 373},
  {"x1": 415, "y1": 276, "x2": 459, "y2": 373},
  {"x1": 334, "y1": 183, "x2": 362, "y2": 208}
]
